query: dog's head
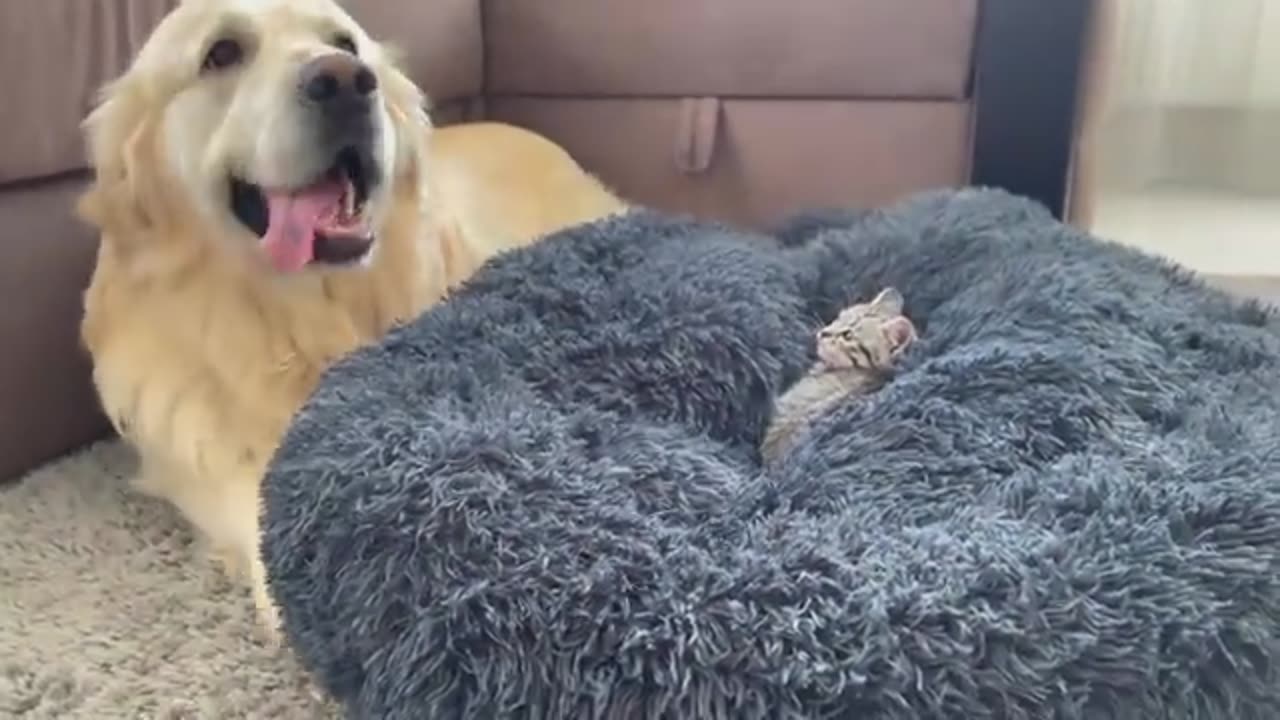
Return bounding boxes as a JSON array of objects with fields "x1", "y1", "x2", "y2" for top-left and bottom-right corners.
[{"x1": 79, "y1": 0, "x2": 430, "y2": 274}]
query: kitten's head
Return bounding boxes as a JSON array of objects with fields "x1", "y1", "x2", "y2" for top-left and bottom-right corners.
[{"x1": 815, "y1": 287, "x2": 916, "y2": 370}]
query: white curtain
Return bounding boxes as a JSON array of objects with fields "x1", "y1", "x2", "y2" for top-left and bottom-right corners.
[{"x1": 1074, "y1": 0, "x2": 1280, "y2": 203}]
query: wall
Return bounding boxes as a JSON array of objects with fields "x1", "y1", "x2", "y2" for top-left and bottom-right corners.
[{"x1": 1071, "y1": 0, "x2": 1280, "y2": 277}]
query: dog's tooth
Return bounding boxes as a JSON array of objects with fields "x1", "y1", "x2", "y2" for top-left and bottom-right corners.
[{"x1": 344, "y1": 182, "x2": 355, "y2": 217}]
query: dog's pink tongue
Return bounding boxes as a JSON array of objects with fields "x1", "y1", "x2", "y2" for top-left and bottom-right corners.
[{"x1": 261, "y1": 180, "x2": 343, "y2": 272}]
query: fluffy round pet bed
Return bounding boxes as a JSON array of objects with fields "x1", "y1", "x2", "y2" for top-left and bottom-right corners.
[{"x1": 262, "y1": 189, "x2": 1280, "y2": 719}]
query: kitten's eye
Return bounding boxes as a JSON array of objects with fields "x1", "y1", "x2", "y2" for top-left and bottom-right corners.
[
  {"x1": 202, "y1": 38, "x2": 244, "y2": 72},
  {"x1": 841, "y1": 330, "x2": 855, "y2": 340},
  {"x1": 331, "y1": 33, "x2": 359, "y2": 55}
]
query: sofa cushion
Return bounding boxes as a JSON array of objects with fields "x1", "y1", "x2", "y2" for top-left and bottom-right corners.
[
  {"x1": 343, "y1": 0, "x2": 483, "y2": 109},
  {"x1": 0, "y1": 0, "x2": 177, "y2": 185},
  {"x1": 0, "y1": 0, "x2": 482, "y2": 185},
  {"x1": 484, "y1": 0, "x2": 979, "y2": 98},
  {"x1": 0, "y1": 177, "x2": 111, "y2": 480},
  {"x1": 488, "y1": 97, "x2": 973, "y2": 227}
]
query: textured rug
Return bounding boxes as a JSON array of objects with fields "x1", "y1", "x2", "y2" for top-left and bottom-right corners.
[
  {"x1": 0, "y1": 441, "x2": 336, "y2": 719},
  {"x1": 264, "y1": 189, "x2": 1280, "y2": 719}
]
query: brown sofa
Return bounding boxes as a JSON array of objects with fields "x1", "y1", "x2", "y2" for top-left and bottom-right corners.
[{"x1": 0, "y1": 0, "x2": 1090, "y2": 481}]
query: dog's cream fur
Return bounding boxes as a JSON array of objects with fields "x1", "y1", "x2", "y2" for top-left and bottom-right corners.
[{"x1": 77, "y1": 0, "x2": 624, "y2": 640}]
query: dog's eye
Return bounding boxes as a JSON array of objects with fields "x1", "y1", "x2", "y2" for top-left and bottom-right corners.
[
  {"x1": 331, "y1": 33, "x2": 358, "y2": 55},
  {"x1": 202, "y1": 38, "x2": 244, "y2": 72}
]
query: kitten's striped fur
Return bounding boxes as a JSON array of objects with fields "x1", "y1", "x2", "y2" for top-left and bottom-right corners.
[{"x1": 762, "y1": 288, "x2": 917, "y2": 462}]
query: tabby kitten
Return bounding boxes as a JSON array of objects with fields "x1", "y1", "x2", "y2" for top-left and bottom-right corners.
[{"x1": 761, "y1": 287, "x2": 917, "y2": 462}]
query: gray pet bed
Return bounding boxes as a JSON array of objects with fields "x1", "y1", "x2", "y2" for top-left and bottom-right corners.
[{"x1": 262, "y1": 189, "x2": 1280, "y2": 719}]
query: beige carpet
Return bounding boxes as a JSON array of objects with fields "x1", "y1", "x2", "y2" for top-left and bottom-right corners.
[{"x1": 0, "y1": 441, "x2": 339, "y2": 719}]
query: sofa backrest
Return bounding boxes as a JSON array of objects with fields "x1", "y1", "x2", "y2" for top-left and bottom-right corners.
[
  {"x1": 0, "y1": 0, "x2": 485, "y2": 187},
  {"x1": 0, "y1": 0, "x2": 980, "y2": 221},
  {"x1": 0, "y1": 0, "x2": 173, "y2": 186},
  {"x1": 479, "y1": 0, "x2": 980, "y2": 227}
]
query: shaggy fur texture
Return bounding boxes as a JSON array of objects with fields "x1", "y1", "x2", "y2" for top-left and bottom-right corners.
[{"x1": 263, "y1": 189, "x2": 1280, "y2": 719}]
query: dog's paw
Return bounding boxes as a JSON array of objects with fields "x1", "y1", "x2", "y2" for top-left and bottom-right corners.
[
  {"x1": 206, "y1": 544, "x2": 247, "y2": 581},
  {"x1": 304, "y1": 676, "x2": 333, "y2": 706},
  {"x1": 251, "y1": 587, "x2": 285, "y2": 650},
  {"x1": 253, "y1": 600, "x2": 284, "y2": 649}
]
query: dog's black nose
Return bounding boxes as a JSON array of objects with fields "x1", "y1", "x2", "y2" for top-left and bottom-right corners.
[{"x1": 299, "y1": 53, "x2": 378, "y2": 106}]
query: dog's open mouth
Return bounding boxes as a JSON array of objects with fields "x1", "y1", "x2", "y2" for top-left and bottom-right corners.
[{"x1": 230, "y1": 147, "x2": 376, "y2": 272}]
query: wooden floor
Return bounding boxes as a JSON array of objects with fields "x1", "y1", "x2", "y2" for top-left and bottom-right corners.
[
  {"x1": 1085, "y1": 182, "x2": 1280, "y2": 309},
  {"x1": 1205, "y1": 274, "x2": 1280, "y2": 308},
  {"x1": 1092, "y1": 184, "x2": 1280, "y2": 278}
]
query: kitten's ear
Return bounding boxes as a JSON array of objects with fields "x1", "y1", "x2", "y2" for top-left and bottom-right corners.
[
  {"x1": 870, "y1": 287, "x2": 904, "y2": 314},
  {"x1": 883, "y1": 316, "x2": 917, "y2": 356}
]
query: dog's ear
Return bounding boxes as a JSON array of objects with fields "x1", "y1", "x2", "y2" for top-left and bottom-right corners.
[
  {"x1": 76, "y1": 75, "x2": 169, "y2": 242},
  {"x1": 377, "y1": 43, "x2": 432, "y2": 194}
]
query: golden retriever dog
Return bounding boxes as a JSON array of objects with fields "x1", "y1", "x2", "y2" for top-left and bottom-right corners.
[{"x1": 77, "y1": 0, "x2": 625, "y2": 642}]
